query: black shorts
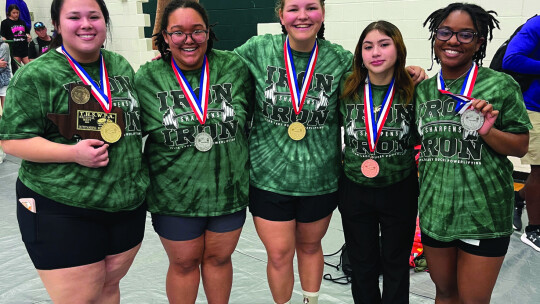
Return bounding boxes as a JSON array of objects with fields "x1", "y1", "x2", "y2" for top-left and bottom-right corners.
[
  {"x1": 16, "y1": 179, "x2": 146, "y2": 270},
  {"x1": 421, "y1": 233, "x2": 510, "y2": 257},
  {"x1": 152, "y1": 208, "x2": 247, "y2": 241},
  {"x1": 249, "y1": 186, "x2": 338, "y2": 223},
  {"x1": 11, "y1": 42, "x2": 28, "y2": 58}
]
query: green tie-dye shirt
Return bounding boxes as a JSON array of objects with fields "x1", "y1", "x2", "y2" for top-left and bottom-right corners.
[
  {"x1": 340, "y1": 72, "x2": 417, "y2": 187},
  {"x1": 135, "y1": 49, "x2": 251, "y2": 216},
  {"x1": 0, "y1": 49, "x2": 149, "y2": 212},
  {"x1": 235, "y1": 34, "x2": 352, "y2": 196},
  {"x1": 415, "y1": 67, "x2": 532, "y2": 241}
]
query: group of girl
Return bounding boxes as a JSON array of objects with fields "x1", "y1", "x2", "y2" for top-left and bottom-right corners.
[{"x1": 0, "y1": 1, "x2": 531, "y2": 304}]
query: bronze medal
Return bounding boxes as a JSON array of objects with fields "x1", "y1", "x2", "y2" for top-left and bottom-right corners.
[
  {"x1": 361, "y1": 159, "x2": 380, "y2": 178},
  {"x1": 71, "y1": 86, "x2": 90, "y2": 105},
  {"x1": 100, "y1": 121, "x2": 122, "y2": 143},
  {"x1": 288, "y1": 122, "x2": 306, "y2": 141}
]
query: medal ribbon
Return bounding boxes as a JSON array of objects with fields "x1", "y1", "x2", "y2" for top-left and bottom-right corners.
[
  {"x1": 171, "y1": 55, "x2": 210, "y2": 125},
  {"x1": 363, "y1": 76, "x2": 396, "y2": 153},
  {"x1": 437, "y1": 62, "x2": 478, "y2": 114},
  {"x1": 61, "y1": 46, "x2": 112, "y2": 113},
  {"x1": 284, "y1": 36, "x2": 318, "y2": 115}
]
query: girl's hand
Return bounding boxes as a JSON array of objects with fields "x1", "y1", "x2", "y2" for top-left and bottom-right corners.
[
  {"x1": 470, "y1": 99, "x2": 499, "y2": 136},
  {"x1": 72, "y1": 139, "x2": 109, "y2": 168},
  {"x1": 406, "y1": 66, "x2": 428, "y2": 85}
]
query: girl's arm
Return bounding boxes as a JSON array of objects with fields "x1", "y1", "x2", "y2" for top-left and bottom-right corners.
[
  {"x1": 2, "y1": 137, "x2": 110, "y2": 168},
  {"x1": 471, "y1": 99, "x2": 529, "y2": 157}
]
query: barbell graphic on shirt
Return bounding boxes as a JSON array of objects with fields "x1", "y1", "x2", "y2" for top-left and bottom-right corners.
[
  {"x1": 163, "y1": 100, "x2": 234, "y2": 129},
  {"x1": 264, "y1": 83, "x2": 329, "y2": 110}
]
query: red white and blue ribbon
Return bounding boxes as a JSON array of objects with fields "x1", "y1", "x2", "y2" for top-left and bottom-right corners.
[
  {"x1": 363, "y1": 76, "x2": 396, "y2": 153},
  {"x1": 437, "y1": 62, "x2": 478, "y2": 114},
  {"x1": 284, "y1": 36, "x2": 318, "y2": 115},
  {"x1": 171, "y1": 55, "x2": 210, "y2": 125},
  {"x1": 61, "y1": 46, "x2": 112, "y2": 113}
]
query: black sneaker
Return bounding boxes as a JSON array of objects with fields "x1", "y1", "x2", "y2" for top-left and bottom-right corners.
[{"x1": 521, "y1": 227, "x2": 540, "y2": 252}]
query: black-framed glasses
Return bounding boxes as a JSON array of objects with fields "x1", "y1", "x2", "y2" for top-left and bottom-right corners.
[
  {"x1": 435, "y1": 28, "x2": 477, "y2": 44},
  {"x1": 164, "y1": 29, "x2": 208, "y2": 45}
]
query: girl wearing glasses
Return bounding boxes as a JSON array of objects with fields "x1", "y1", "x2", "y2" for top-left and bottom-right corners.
[
  {"x1": 416, "y1": 3, "x2": 531, "y2": 303},
  {"x1": 0, "y1": 0, "x2": 148, "y2": 302},
  {"x1": 234, "y1": 1, "x2": 425, "y2": 303},
  {"x1": 338, "y1": 20, "x2": 418, "y2": 304},
  {"x1": 134, "y1": 0, "x2": 251, "y2": 303}
]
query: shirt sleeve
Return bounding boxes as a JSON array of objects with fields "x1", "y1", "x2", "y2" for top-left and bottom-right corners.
[
  {"x1": 496, "y1": 74, "x2": 533, "y2": 133},
  {"x1": 502, "y1": 16, "x2": 540, "y2": 74}
]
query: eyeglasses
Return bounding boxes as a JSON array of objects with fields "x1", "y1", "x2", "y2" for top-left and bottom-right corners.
[
  {"x1": 435, "y1": 28, "x2": 477, "y2": 44},
  {"x1": 164, "y1": 29, "x2": 208, "y2": 45}
]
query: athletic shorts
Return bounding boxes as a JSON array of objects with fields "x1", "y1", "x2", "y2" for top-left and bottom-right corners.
[
  {"x1": 421, "y1": 233, "x2": 510, "y2": 257},
  {"x1": 249, "y1": 186, "x2": 338, "y2": 223},
  {"x1": 152, "y1": 208, "x2": 247, "y2": 242},
  {"x1": 521, "y1": 110, "x2": 540, "y2": 165},
  {"x1": 16, "y1": 179, "x2": 146, "y2": 270},
  {"x1": 11, "y1": 42, "x2": 28, "y2": 58}
]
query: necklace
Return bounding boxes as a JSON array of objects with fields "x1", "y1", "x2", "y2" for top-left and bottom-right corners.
[{"x1": 442, "y1": 68, "x2": 470, "y2": 91}]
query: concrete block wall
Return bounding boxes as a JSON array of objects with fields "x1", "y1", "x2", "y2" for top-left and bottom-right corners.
[{"x1": 20, "y1": 0, "x2": 540, "y2": 73}]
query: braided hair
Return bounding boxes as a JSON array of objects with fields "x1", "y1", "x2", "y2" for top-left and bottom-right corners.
[
  {"x1": 153, "y1": 0, "x2": 217, "y2": 62},
  {"x1": 275, "y1": 0, "x2": 326, "y2": 40},
  {"x1": 423, "y1": 2, "x2": 500, "y2": 69}
]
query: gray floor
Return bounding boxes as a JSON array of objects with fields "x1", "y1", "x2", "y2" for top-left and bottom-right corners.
[{"x1": 1, "y1": 154, "x2": 539, "y2": 303}]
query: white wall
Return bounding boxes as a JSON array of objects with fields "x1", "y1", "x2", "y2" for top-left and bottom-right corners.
[{"x1": 18, "y1": 0, "x2": 540, "y2": 73}]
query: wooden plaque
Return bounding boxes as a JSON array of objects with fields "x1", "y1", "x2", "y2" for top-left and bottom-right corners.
[{"x1": 47, "y1": 83, "x2": 126, "y2": 143}]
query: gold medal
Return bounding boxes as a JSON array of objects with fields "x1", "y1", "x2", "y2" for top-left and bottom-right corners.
[
  {"x1": 100, "y1": 121, "x2": 122, "y2": 143},
  {"x1": 288, "y1": 122, "x2": 306, "y2": 141},
  {"x1": 71, "y1": 86, "x2": 91, "y2": 105}
]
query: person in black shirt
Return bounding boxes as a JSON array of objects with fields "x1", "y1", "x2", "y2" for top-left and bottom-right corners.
[{"x1": 28, "y1": 22, "x2": 52, "y2": 60}]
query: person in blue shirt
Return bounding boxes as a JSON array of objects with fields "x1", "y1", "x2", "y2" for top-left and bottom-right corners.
[{"x1": 503, "y1": 15, "x2": 540, "y2": 252}]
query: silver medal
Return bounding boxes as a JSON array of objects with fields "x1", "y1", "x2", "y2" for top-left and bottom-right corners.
[
  {"x1": 461, "y1": 109, "x2": 484, "y2": 131},
  {"x1": 194, "y1": 132, "x2": 213, "y2": 152}
]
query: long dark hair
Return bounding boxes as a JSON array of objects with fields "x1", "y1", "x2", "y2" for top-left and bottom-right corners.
[
  {"x1": 49, "y1": 0, "x2": 110, "y2": 50},
  {"x1": 154, "y1": 0, "x2": 217, "y2": 62},
  {"x1": 423, "y1": 2, "x2": 500, "y2": 69},
  {"x1": 341, "y1": 21, "x2": 414, "y2": 105},
  {"x1": 275, "y1": 0, "x2": 325, "y2": 40},
  {"x1": 7, "y1": 4, "x2": 20, "y2": 19}
]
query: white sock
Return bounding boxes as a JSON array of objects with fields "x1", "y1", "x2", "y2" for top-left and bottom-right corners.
[{"x1": 302, "y1": 290, "x2": 319, "y2": 304}]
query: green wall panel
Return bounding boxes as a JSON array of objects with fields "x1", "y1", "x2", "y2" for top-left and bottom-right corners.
[{"x1": 142, "y1": 0, "x2": 278, "y2": 50}]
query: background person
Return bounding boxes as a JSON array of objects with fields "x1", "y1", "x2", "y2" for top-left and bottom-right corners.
[
  {"x1": 28, "y1": 21, "x2": 52, "y2": 60},
  {"x1": 135, "y1": 1, "x2": 251, "y2": 303},
  {"x1": 503, "y1": 14, "x2": 540, "y2": 252},
  {"x1": 1, "y1": 4, "x2": 30, "y2": 72},
  {"x1": 417, "y1": 3, "x2": 531, "y2": 303},
  {"x1": 0, "y1": 0, "x2": 149, "y2": 302},
  {"x1": 5, "y1": 0, "x2": 30, "y2": 29},
  {"x1": 339, "y1": 20, "x2": 418, "y2": 304}
]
